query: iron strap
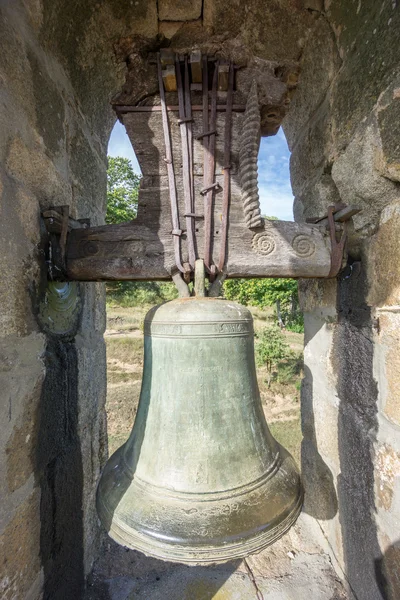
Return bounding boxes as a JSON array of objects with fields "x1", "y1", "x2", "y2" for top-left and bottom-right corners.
[
  {"x1": 176, "y1": 55, "x2": 196, "y2": 269},
  {"x1": 157, "y1": 53, "x2": 185, "y2": 274},
  {"x1": 203, "y1": 60, "x2": 219, "y2": 276},
  {"x1": 218, "y1": 62, "x2": 234, "y2": 272}
]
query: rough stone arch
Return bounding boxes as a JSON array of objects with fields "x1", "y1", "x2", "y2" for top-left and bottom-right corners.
[{"x1": 1, "y1": 2, "x2": 400, "y2": 599}]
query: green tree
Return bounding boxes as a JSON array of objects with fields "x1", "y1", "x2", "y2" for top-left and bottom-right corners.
[
  {"x1": 223, "y1": 278, "x2": 302, "y2": 331},
  {"x1": 223, "y1": 278, "x2": 297, "y2": 308},
  {"x1": 106, "y1": 156, "x2": 141, "y2": 224}
]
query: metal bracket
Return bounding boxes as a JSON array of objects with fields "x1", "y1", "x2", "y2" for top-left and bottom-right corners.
[
  {"x1": 327, "y1": 205, "x2": 347, "y2": 278},
  {"x1": 306, "y1": 204, "x2": 361, "y2": 278},
  {"x1": 200, "y1": 182, "x2": 222, "y2": 196}
]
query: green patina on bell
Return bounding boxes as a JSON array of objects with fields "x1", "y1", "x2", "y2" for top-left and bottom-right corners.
[{"x1": 97, "y1": 297, "x2": 302, "y2": 565}]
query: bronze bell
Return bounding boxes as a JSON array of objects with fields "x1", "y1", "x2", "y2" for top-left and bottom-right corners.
[{"x1": 97, "y1": 298, "x2": 302, "y2": 564}]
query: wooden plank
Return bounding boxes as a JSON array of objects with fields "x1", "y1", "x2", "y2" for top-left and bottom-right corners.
[
  {"x1": 190, "y1": 51, "x2": 202, "y2": 83},
  {"x1": 160, "y1": 49, "x2": 174, "y2": 66},
  {"x1": 162, "y1": 65, "x2": 177, "y2": 92},
  {"x1": 218, "y1": 63, "x2": 230, "y2": 91},
  {"x1": 65, "y1": 220, "x2": 333, "y2": 280}
]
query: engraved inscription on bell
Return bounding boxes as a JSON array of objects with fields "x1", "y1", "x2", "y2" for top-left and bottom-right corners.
[{"x1": 97, "y1": 297, "x2": 303, "y2": 565}]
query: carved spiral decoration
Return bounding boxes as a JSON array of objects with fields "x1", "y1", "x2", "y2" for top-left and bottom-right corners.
[
  {"x1": 79, "y1": 240, "x2": 99, "y2": 257},
  {"x1": 240, "y1": 81, "x2": 263, "y2": 230},
  {"x1": 252, "y1": 232, "x2": 276, "y2": 255},
  {"x1": 292, "y1": 234, "x2": 316, "y2": 258}
]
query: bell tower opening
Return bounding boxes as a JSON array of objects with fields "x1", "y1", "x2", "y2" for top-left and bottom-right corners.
[{"x1": 258, "y1": 131, "x2": 294, "y2": 221}]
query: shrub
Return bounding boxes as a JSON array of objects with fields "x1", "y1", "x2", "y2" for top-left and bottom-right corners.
[
  {"x1": 255, "y1": 325, "x2": 291, "y2": 387},
  {"x1": 106, "y1": 281, "x2": 178, "y2": 307}
]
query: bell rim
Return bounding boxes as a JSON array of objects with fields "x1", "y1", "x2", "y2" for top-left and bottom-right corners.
[{"x1": 97, "y1": 487, "x2": 303, "y2": 565}]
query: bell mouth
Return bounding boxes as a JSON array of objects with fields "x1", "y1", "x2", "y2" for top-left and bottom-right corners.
[
  {"x1": 97, "y1": 445, "x2": 303, "y2": 565},
  {"x1": 98, "y1": 491, "x2": 303, "y2": 565}
]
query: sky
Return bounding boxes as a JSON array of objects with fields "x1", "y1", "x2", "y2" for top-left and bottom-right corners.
[{"x1": 108, "y1": 121, "x2": 294, "y2": 221}]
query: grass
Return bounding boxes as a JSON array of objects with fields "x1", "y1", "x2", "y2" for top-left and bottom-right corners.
[
  {"x1": 105, "y1": 303, "x2": 304, "y2": 464},
  {"x1": 106, "y1": 336, "x2": 144, "y2": 364}
]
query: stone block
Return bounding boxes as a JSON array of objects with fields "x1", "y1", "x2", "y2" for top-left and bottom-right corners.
[
  {"x1": 290, "y1": 104, "x2": 333, "y2": 198},
  {"x1": 0, "y1": 490, "x2": 41, "y2": 600},
  {"x1": 5, "y1": 377, "x2": 42, "y2": 493},
  {"x1": 299, "y1": 279, "x2": 337, "y2": 313},
  {"x1": 6, "y1": 136, "x2": 71, "y2": 207},
  {"x1": 367, "y1": 201, "x2": 400, "y2": 308},
  {"x1": 375, "y1": 444, "x2": 400, "y2": 511},
  {"x1": 373, "y1": 310, "x2": 400, "y2": 426},
  {"x1": 293, "y1": 173, "x2": 342, "y2": 224},
  {"x1": 377, "y1": 91, "x2": 400, "y2": 183},
  {"x1": 283, "y1": 15, "x2": 341, "y2": 149},
  {"x1": 203, "y1": 0, "x2": 312, "y2": 62},
  {"x1": 158, "y1": 20, "x2": 184, "y2": 39},
  {"x1": 331, "y1": 121, "x2": 399, "y2": 232},
  {"x1": 0, "y1": 334, "x2": 45, "y2": 511},
  {"x1": 158, "y1": 0, "x2": 202, "y2": 21},
  {"x1": 375, "y1": 538, "x2": 400, "y2": 600},
  {"x1": 328, "y1": 0, "x2": 400, "y2": 151}
]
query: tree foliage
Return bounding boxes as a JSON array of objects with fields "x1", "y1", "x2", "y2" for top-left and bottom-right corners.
[
  {"x1": 224, "y1": 278, "x2": 298, "y2": 308},
  {"x1": 106, "y1": 156, "x2": 140, "y2": 224}
]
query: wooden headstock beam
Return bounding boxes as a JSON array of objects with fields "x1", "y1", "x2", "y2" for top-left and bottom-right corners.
[{"x1": 62, "y1": 218, "x2": 334, "y2": 281}]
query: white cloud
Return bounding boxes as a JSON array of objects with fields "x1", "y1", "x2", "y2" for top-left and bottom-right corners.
[{"x1": 108, "y1": 121, "x2": 142, "y2": 173}]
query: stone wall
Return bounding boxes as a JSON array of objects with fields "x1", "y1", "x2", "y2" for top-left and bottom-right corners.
[
  {"x1": 0, "y1": 1, "x2": 124, "y2": 597},
  {"x1": 0, "y1": 1, "x2": 399, "y2": 599},
  {"x1": 284, "y1": 2, "x2": 400, "y2": 599}
]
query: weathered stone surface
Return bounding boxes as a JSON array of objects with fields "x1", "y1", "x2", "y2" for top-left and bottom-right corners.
[
  {"x1": 375, "y1": 444, "x2": 400, "y2": 511},
  {"x1": 0, "y1": 1, "x2": 111, "y2": 596},
  {"x1": 5, "y1": 377, "x2": 42, "y2": 493},
  {"x1": 373, "y1": 310, "x2": 400, "y2": 427},
  {"x1": 283, "y1": 14, "x2": 341, "y2": 149},
  {"x1": 331, "y1": 121, "x2": 399, "y2": 231},
  {"x1": 158, "y1": 0, "x2": 202, "y2": 21},
  {"x1": 290, "y1": 103, "x2": 333, "y2": 198},
  {"x1": 375, "y1": 538, "x2": 400, "y2": 600},
  {"x1": 0, "y1": 490, "x2": 41, "y2": 600},
  {"x1": 158, "y1": 20, "x2": 184, "y2": 39},
  {"x1": 367, "y1": 201, "x2": 400, "y2": 308},
  {"x1": 203, "y1": 0, "x2": 312, "y2": 62},
  {"x1": 377, "y1": 91, "x2": 400, "y2": 183},
  {"x1": 293, "y1": 173, "x2": 342, "y2": 223},
  {"x1": 327, "y1": 0, "x2": 400, "y2": 152}
]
